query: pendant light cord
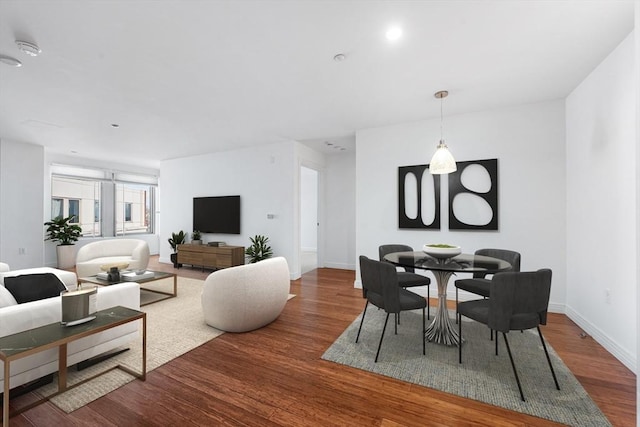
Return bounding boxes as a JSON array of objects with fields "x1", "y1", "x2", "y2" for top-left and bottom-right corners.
[{"x1": 440, "y1": 96, "x2": 443, "y2": 141}]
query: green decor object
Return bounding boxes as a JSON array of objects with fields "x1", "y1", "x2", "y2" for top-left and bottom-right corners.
[
  {"x1": 168, "y1": 230, "x2": 186, "y2": 252},
  {"x1": 168, "y1": 230, "x2": 186, "y2": 268},
  {"x1": 245, "y1": 235, "x2": 273, "y2": 263},
  {"x1": 191, "y1": 230, "x2": 202, "y2": 241},
  {"x1": 44, "y1": 216, "x2": 82, "y2": 246}
]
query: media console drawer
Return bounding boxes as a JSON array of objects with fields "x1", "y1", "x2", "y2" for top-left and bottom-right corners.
[{"x1": 177, "y1": 244, "x2": 244, "y2": 270}]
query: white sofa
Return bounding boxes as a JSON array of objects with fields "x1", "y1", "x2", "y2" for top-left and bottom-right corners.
[
  {"x1": 201, "y1": 257, "x2": 290, "y2": 333},
  {"x1": 76, "y1": 239, "x2": 150, "y2": 278},
  {"x1": 0, "y1": 280, "x2": 140, "y2": 391}
]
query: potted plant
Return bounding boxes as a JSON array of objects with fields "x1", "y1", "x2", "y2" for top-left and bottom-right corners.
[
  {"x1": 245, "y1": 235, "x2": 273, "y2": 263},
  {"x1": 44, "y1": 215, "x2": 82, "y2": 269},
  {"x1": 191, "y1": 230, "x2": 202, "y2": 245},
  {"x1": 168, "y1": 230, "x2": 186, "y2": 268}
]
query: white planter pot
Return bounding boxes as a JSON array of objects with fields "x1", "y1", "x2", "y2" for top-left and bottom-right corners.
[
  {"x1": 56, "y1": 245, "x2": 77, "y2": 269},
  {"x1": 192, "y1": 240, "x2": 202, "y2": 245}
]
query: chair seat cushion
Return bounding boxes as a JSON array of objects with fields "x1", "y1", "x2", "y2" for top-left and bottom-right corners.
[
  {"x1": 455, "y1": 278, "x2": 490, "y2": 297},
  {"x1": 457, "y1": 299, "x2": 489, "y2": 323},
  {"x1": 458, "y1": 299, "x2": 541, "y2": 331},
  {"x1": 397, "y1": 271, "x2": 430, "y2": 288},
  {"x1": 398, "y1": 288, "x2": 427, "y2": 311}
]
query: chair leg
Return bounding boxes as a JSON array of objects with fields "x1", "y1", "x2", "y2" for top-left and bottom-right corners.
[
  {"x1": 537, "y1": 326, "x2": 561, "y2": 390},
  {"x1": 502, "y1": 332, "x2": 525, "y2": 402},
  {"x1": 495, "y1": 331, "x2": 499, "y2": 356},
  {"x1": 395, "y1": 313, "x2": 398, "y2": 335},
  {"x1": 427, "y1": 285, "x2": 430, "y2": 320},
  {"x1": 355, "y1": 302, "x2": 368, "y2": 343},
  {"x1": 458, "y1": 312, "x2": 462, "y2": 364},
  {"x1": 422, "y1": 307, "x2": 426, "y2": 355},
  {"x1": 375, "y1": 313, "x2": 391, "y2": 363}
]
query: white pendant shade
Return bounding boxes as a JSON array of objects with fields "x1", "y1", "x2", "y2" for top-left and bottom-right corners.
[{"x1": 429, "y1": 140, "x2": 457, "y2": 174}]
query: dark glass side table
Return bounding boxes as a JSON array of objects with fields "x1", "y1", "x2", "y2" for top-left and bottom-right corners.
[{"x1": 1, "y1": 306, "x2": 146, "y2": 426}]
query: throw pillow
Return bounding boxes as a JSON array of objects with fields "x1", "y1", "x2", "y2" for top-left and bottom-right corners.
[
  {"x1": 4, "y1": 273, "x2": 67, "y2": 304},
  {"x1": 0, "y1": 285, "x2": 18, "y2": 308}
]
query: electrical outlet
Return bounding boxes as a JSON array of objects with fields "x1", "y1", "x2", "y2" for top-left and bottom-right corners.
[
  {"x1": 18, "y1": 247, "x2": 26, "y2": 255},
  {"x1": 605, "y1": 288, "x2": 611, "y2": 304}
]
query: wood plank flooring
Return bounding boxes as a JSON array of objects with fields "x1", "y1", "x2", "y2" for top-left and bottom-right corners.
[{"x1": 6, "y1": 258, "x2": 637, "y2": 426}]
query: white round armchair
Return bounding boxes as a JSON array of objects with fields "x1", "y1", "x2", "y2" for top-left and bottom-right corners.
[{"x1": 201, "y1": 257, "x2": 290, "y2": 333}]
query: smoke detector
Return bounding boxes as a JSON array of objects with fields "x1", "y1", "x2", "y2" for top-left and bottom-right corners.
[{"x1": 15, "y1": 40, "x2": 41, "y2": 56}]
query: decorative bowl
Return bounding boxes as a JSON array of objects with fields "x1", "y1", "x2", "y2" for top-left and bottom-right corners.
[
  {"x1": 99, "y1": 262, "x2": 130, "y2": 272},
  {"x1": 422, "y1": 244, "x2": 461, "y2": 259}
]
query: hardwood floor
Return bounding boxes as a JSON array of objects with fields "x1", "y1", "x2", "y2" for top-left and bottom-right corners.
[{"x1": 6, "y1": 258, "x2": 637, "y2": 426}]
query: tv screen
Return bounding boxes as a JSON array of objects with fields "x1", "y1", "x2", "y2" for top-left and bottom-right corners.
[{"x1": 193, "y1": 196, "x2": 241, "y2": 234}]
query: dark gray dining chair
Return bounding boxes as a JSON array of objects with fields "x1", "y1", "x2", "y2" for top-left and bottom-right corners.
[
  {"x1": 379, "y1": 244, "x2": 431, "y2": 319},
  {"x1": 457, "y1": 269, "x2": 560, "y2": 401},
  {"x1": 454, "y1": 248, "x2": 520, "y2": 322},
  {"x1": 356, "y1": 256, "x2": 426, "y2": 362}
]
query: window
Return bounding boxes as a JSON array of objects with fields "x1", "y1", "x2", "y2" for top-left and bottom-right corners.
[
  {"x1": 51, "y1": 198, "x2": 63, "y2": 219},
  {"x1": 125, "y1": 203, "x2": 132, "y2": 222},
  {"x1": 115, "y1": 183, "x2": 153, "y2": 235},
  {"x1": 50, "y1": 165, "x2": 157, "y2": 238},
  {"x1": 68, "y1": 199, "x2": 80, "y2": 223}
]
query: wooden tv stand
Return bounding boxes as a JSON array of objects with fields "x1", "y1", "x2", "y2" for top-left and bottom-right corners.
[{"x1": 177, "y1": 244, "x2": 244, "y2": 270}]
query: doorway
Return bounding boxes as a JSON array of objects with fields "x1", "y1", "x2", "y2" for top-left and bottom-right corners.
[{"x1": 300, "y1": 166, "x2": 318, "y2": 274}]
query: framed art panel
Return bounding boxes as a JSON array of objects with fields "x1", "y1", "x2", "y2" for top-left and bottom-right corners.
[
  {"x1": 398, "y1": 164, "x2": 441, "y2": 230},
  {"x1": 448, "y1": 158, "x2": 498, "y2": 230}
]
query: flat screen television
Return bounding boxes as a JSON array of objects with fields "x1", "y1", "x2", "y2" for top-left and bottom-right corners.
[{"x1": 193, "y1": 196, "x2": 241, "y2": 234}]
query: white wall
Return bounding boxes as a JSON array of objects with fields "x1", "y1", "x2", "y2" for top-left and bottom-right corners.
[
  {"x1": 566, "y1": 31, "x2": 637, "y2": 373},
  {"x1": 635, "y1": 4, "x2": 640, "y2": 421},
  {"x1": 355, "y1": 100, "x2": 567, "y2": 311},
  {"x1": 300, "y1": 166, "x2": 318, "y2": 251},
  {"x1": 161, "y1": 141, "x2": 301, "y2": 278},
  {"x1": 0, "y1": 140, "x2": 45, "y2": 269},
  {"x1": 324, "y1": 152, "x2": 356, "y2": 270}
]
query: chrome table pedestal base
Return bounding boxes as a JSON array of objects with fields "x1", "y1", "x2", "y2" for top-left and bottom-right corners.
[{"x1": 425, "y1": 268, "x2": 462, "y2": 346}]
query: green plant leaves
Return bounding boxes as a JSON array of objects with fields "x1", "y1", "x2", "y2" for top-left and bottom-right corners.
[
  {"x1": 168, "y1": 230, "x2": 186, "y2": 252},
  {"x1": 245, "y1": 234, "x2": 273, "y2": 263},
  {"x1": 44, "y1": 216, "x2": 82, "y2": 245}
]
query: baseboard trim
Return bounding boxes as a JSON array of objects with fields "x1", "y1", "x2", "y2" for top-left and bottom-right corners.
[
  {"x1": 324, "y1": 262, "x2": 355, "y2": 270},
  {"x1": 565, "y1": 305, "x2": 637, "y2": 374}
]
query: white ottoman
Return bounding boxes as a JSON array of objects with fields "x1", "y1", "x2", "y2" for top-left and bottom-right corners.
[
  {"x1": 201, "y1": 257, "x2": 290, "y2": 333},
  {"x1": 0, "y1": 267, "x2": 78, "y2": 290}
]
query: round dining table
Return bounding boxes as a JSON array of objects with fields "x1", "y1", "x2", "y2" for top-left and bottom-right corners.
[{"x1": 382, "y1": 251, "x2": 512, "y2": 346}]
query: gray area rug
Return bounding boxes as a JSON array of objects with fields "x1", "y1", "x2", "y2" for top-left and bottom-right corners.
[
  {"x1": 322, "y1": 308, "x2": 611, "y2": 427},
  {"x1": 36, "y1": 277, "x2": 225, "y2": 413}
]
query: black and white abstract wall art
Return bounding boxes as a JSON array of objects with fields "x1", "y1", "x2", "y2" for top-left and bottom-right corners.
[
  {"x1": 448, "y1": 158, "x2": 498, "y2": 230},
  {"x1": 398, "y1": 159, "x2": 498, "y2": 231},
  {"x1": 398, "y1": 164, "x2": 441, "y2": 230}
]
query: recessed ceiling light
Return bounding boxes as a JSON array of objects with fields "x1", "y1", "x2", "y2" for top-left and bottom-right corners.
[
  {"x1": 15, "y1": 40, "x2": 41, "y2": 56},
  {"x1": 386, "y1": 26, "x2": 402, "y2": 41},
  {"x1": 111, "y1": 123, "x2": 120, "y2": 128},
  {"x1": 0, "y1": 55, "x2": 22, "y2": 67},
  {"x1": 333, "y1": 53, "x2": 346, "y2": 62}
]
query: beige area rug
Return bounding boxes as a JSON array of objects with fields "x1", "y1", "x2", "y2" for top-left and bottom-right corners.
[{"x1": 36, "y1": 277, "x2": 224, "y2": 413}]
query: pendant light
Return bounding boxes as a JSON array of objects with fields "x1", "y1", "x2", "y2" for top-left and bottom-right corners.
[{"x1": 429, "y1": 90, "x2": 457, "y2": 175}]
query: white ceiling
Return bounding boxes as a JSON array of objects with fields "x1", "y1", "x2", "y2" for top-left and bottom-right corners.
[{"x1": 0, "y1": 1, "x2": 634, "y2": 169}]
